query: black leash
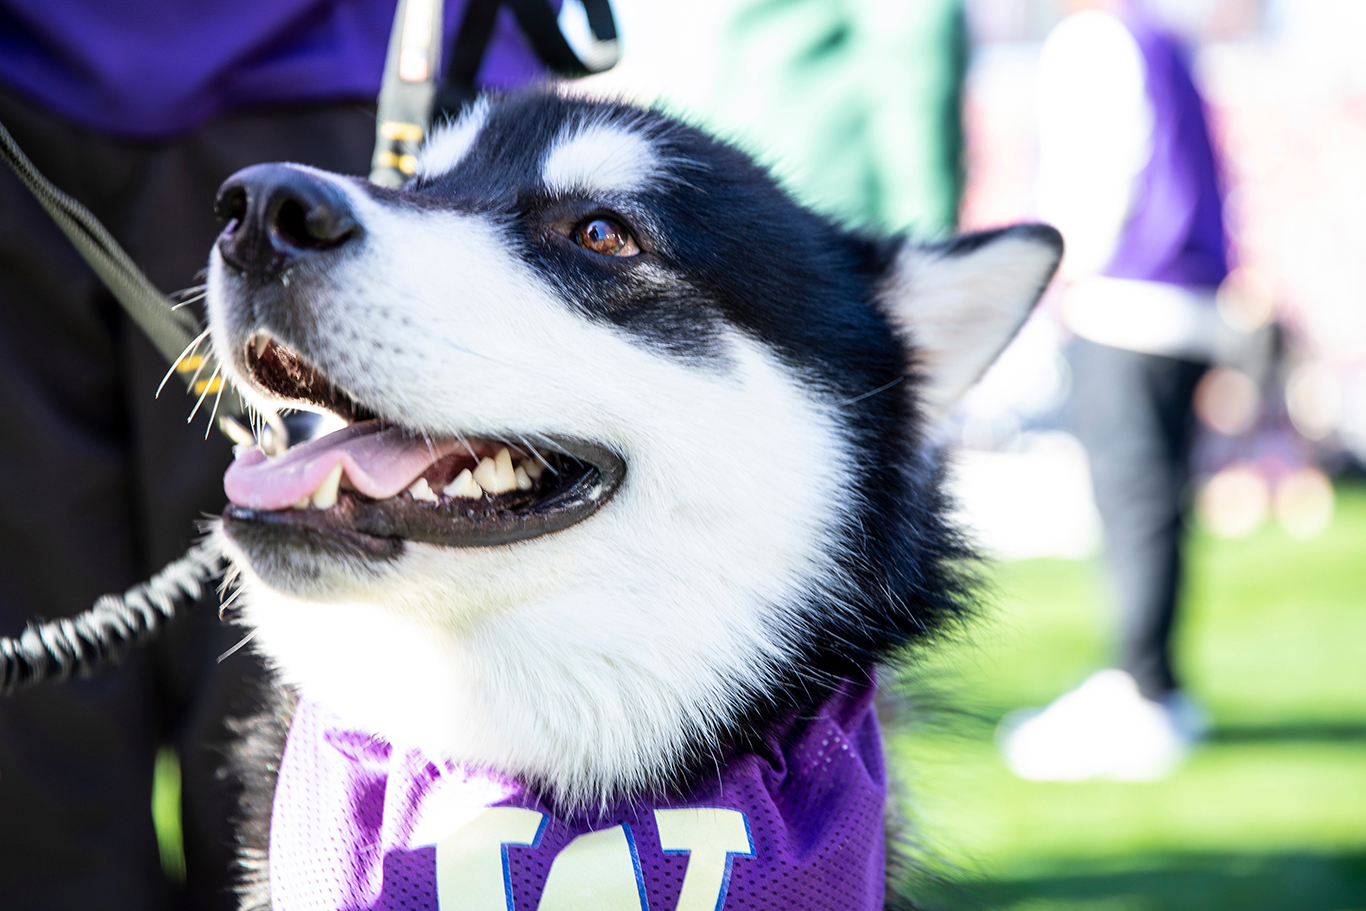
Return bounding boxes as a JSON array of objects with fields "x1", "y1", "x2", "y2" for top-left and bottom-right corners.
[
  {"x1": 372, "y1": 0, "x2": 617, "y2": 186},
  {"x1": 0, "y1": 0, "x2": 617, "y2": 694},
  {"x1": 0, "y1": 120, "x2": 239, "y2": 416}
]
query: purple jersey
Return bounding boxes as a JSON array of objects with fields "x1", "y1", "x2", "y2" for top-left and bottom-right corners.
[
  {"x1": 1105, "y1": 6, "x2": 1228, "y2": 288},
  {"x1": 0, "y1": 1, "x2": 550, "y2": 138},
  {"x1": 270, "y1": 674, "x2": 888, "y2": 910}
]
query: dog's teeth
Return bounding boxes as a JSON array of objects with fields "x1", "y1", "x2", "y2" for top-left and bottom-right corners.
[
  {"x1": 444, "y1": 469, "x2": 483, "y2": 499},
  {"x1": 472, "y1": 457, "x2": 498, "y2": 492},
  {"x1": 514, "y1": 465, "x2": 532, "y2": 490},
  {"x1": 310, "y1": 464, "x2": 344, "y2": 509},
  {"x1": 474, "y1": 448, "x2": 518, "y2": 494},
  {"x1": 520, "y1": 458, "x2": 545, "y2": 481},
  {"x1": 293, "y1": 496, "x2": 311, "y2": 510},
  {"x1": 408, "y1": 477, "x2": 439, "y2": 504},
  {"x1": 443, "y1": 468, "x2": 483, "y2": 499},
  {"x1": 495, "y1": 448, "x2": 517, "y2": 490},
  {"x1": 253, "y1": 334, "x2": 269, "y2": 358}
]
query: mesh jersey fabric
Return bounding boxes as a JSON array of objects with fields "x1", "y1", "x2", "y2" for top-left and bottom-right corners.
[{"x1": 270, "y1": 673, "x2": 887, "y2": 910}]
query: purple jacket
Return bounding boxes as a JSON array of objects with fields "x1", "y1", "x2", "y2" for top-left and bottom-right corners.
[
  {"x1": 1105, "y1": 7, "x2": 1228, "y2": 288},
  {"x1": 270, "y1": 675, "x2": 888, "y2": 910},
  {"x1": 0, "y1": 0, "x2": 548, "y2": 138}
]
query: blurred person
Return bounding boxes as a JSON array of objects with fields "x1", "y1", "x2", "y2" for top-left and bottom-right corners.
[
  {"x1": 707, "y1": 0, "x2": 967, "y2": 237},
  {"x1": 998, "y1": 0, "x2": 1227, "y2": 781},
  {"x1": 0, "y1": 3, "x2": 550, "y2": 907}
]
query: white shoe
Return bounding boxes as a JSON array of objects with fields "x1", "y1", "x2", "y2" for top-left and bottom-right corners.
[{"x1": 997, "y1": 670, "x2": 1198, "y2": 782}]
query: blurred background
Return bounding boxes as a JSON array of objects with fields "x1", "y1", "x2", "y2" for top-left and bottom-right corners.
[{"x1": 570, "y1": 0, "x2": 1366, "y2": 908}]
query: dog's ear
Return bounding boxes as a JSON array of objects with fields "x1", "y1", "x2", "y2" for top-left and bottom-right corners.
[{"x1": 879, "y1": 224, "x2": 1063, "y2": 421}]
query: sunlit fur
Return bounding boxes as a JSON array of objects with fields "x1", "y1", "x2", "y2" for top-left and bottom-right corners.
[
  {"x1": 414, "y1": 96, "x2": 490, "y2": 180},
  {"x1": 207, "y1": 91, "x2": 1061, "y2": 810},
  {"x1": 541, "y1": 116, "x2": 661, "y2": 196}
]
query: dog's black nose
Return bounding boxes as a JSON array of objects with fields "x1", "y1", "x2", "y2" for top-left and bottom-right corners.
[{"x1": 214, "y1": 164, "x2": 361, "y2": 278}]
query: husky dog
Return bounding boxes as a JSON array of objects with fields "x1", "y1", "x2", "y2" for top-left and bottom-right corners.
[{"x1": 207, "y1": 91, "x2": 1060, "y2": 911}]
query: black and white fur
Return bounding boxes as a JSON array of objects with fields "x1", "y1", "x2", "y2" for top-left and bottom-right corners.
[{"x1": 206, "y1": 90, "x2": 1061, "y2": 906}]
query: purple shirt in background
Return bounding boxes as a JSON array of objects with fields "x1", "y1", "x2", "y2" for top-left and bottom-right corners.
[
  {"x1": 0, "y1": 0, "x2": 550, "y2": 138},
  {"x1": 270, "y1": 674, "x2": 888, "y2": 910},
  {"x1": 1105, "y1": 6, "x2": 1228, "y2": 289}
]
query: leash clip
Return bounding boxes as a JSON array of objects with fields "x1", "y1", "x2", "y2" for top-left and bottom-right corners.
[{"x1": 371, "y1": 0, "x2": 444, "y2": 187}]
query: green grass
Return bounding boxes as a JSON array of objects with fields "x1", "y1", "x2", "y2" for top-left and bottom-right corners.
[{"x1": 889, "y1": 484, "x2": 1366, "y2": 910}]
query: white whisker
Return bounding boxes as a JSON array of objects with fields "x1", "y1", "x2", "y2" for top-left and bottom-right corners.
[
  {"x1": 184, "y1": 349, "x2": 212, "y2": 392},
  {"x1": 156, "y1": 326, "x2": 211, "y2": 398},
  {"x1": 217, "y1": 629, "x2": 257, "y2": 663},
  {"x1": 206, "y1": 377, "x2": 230, "y2": 439},
  {"x1": 457, "y1": 433, "x2": 479, "y2": 462},
  {"x1": 514, "y1": 433, "x2": 553, "y2": 470},
  {"x1": 841, "y1": 376, "x2": 905, "y2": 406},
  {"x1": 186, "y1": 365, "x2": 222, "y2": 424},
  {"x1": 217, "y1": 586, "x2": 245, "y2": 618},
  {"x1": 528, "y1": 432, "x2": 569, "y2": 456}
]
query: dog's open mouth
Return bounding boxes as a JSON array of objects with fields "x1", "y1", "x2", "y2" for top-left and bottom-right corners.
[{"x1": 221, "y1": 335, "x2": 624, "y2": 554}]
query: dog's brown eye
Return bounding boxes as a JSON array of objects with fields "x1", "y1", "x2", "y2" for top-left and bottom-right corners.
[{"x1": 573, "y1": 218, "x2": 639, "y2": 257}]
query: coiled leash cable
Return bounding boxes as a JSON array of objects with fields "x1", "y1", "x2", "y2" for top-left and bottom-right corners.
[
  {"x1": 0, "y1": 543, "x2": 226, "y2": 696},
  {"x1": 0, "y1": 0, "x2": 617, "y2": 694}
]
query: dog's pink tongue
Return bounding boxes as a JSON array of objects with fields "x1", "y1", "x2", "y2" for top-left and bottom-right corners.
[{"x1": 224, "y1": 421, "x2": 462, "y2": 510}]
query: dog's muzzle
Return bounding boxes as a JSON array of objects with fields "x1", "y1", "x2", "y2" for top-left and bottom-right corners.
[{"x1": 209, "y1": 167, "x2": 626, "y2": 559}]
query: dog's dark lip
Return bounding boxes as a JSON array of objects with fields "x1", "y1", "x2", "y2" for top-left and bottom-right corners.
[{"x1": 223, "y1": 437, "x2": 625, "y2": 550}]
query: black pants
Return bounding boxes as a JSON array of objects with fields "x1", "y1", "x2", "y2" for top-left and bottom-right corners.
[
  {"x1": 1070, "y1": 338, "x2": 1206, "y2": 701},
  {"x1": 0, "y1": 86, "x2": 375, "y2": 910}
]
